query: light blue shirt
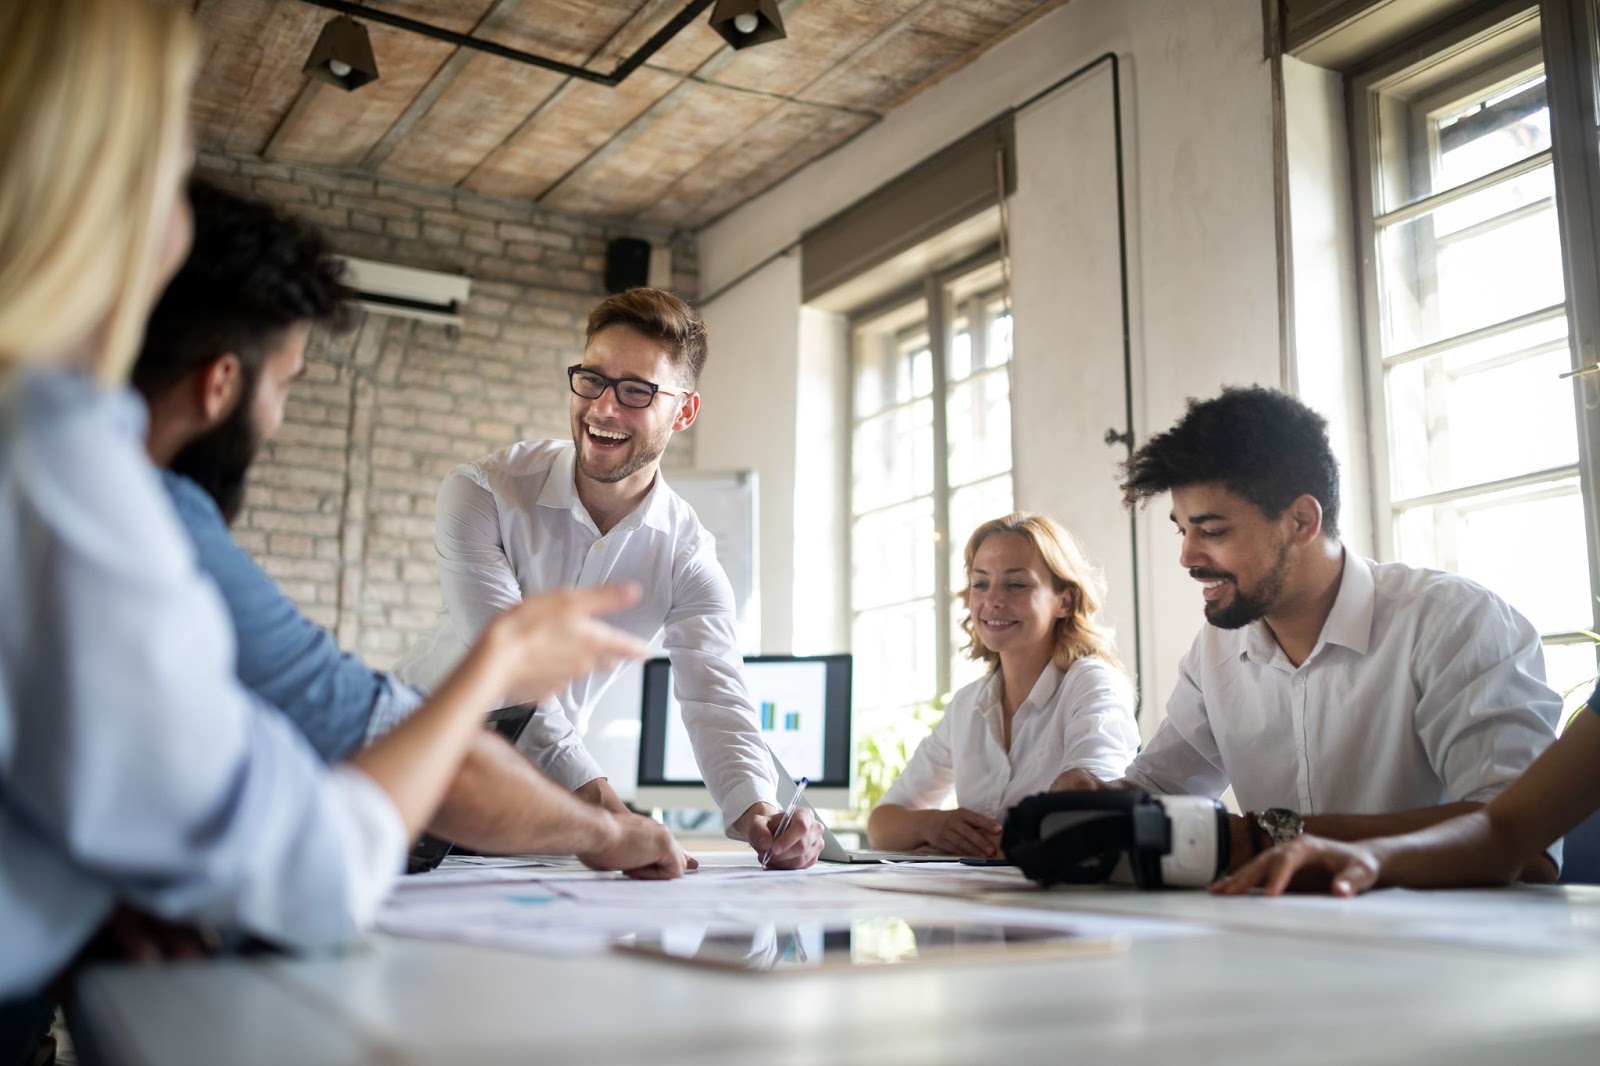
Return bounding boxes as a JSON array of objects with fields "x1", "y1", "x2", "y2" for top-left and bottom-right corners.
[
  {"x1": 0, "y1": 369, "x2": 369, "y2": 998},
  {"x1": 160, "y1": 471, "x2": 421, "y2": 762}
]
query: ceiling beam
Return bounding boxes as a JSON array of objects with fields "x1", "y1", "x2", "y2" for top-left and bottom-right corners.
[
  {"x1": 535, "y1": 0, "x2": 816, "y2": 207},
  {"x1": 295, "y1": 0, "x2": 713, "y2": 87},
  {"x1": 455, "y1": 0, "x2": 693, "y2": 192},
  {"x1": 359, "y1": 0, "x2": 525, "y2": 171}
]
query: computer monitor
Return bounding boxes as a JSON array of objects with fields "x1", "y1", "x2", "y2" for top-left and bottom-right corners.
[{"x1": 635, "y1": 654, "x2": 853, "y2": 813}]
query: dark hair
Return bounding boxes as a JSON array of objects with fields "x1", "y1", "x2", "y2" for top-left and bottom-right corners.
[
  {"x1": 585, "y1": 287, "x2": 708, "y2": 386},
  {"x1": 131, "y1": 177, "x2": 352, "y2": 400},
  {"x1": 1119, "y1": 386, "x2": 1341, "y2": 536}
]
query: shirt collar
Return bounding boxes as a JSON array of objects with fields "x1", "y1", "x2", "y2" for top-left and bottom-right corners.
[
  {"x1": 535, "y1": 442, "x2": 674, "y2": 535},
  {"x1": 976, "y1": 662, "x2": 1066, "y2": 719},
  {"x1": 1232, "y1": 546, "x2": 1372, "y2": 666},
  {"x1": 1314, "y1": 548, "x2": 1374, "y2": 656}
]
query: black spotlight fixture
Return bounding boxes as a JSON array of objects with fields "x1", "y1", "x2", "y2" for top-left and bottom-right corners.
[
  {"x1": 708, "y1": 0, "x2": 786, "y2": 50},
  {"x1": 303, "y1": 15, "x2": 379, "y2": 91}
]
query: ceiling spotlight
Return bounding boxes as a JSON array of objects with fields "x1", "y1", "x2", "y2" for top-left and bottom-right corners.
[
  {"x1": 708, "y1": 0, "x2": 786, "y2": 50},
  {"x1": 303, "y1": 15, "x2": 379, "y2": 91}
]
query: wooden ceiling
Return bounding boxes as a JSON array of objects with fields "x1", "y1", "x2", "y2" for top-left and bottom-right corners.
[{"x1": 187, "y1": 0, "x2": 1068, "y2": 231}]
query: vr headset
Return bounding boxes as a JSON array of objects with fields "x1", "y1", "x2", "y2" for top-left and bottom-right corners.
[{"x1": 1002, "y1": 790, "x2": 1230, "y2": 889}]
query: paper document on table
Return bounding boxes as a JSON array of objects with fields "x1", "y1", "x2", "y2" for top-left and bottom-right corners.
[
  {"x1": 378, "y1": 864, "x2": 1209, "y2": 957},
  {"x1": 1251, "y1": 887, "x2": 1600, "y2": 955}
]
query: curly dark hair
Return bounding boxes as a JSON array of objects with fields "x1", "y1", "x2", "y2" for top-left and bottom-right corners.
[
  {"x1": 1119, "y1": 386, "x2": 1341, "y2": 537},
  {"x1": 131, "y1": 177, "x2": 352, "y2": 399}
]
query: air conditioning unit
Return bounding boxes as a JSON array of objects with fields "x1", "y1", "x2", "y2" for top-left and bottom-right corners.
[{"x1": 339, "y1": 256, "x2": 472, "y2": 327}]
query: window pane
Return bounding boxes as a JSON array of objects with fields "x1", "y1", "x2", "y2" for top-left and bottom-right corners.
[
  {"x1": 949, "y1": 611, "x2": 988, "y2": 694},
  {"x1": 1394, "y1": 479, "x2": 1591, "y2": 634},
  {"x1": 987, "y1": 310, "x2": 1013, "y2": 368},
  {"x1": 1378, "y1": 166, "x2": 1563, "y2": 353},
  {"x1": 1404, "y1": 75, "x2": 1550, "y2": 210},
  {"x1": 1385, "y1": 317, "x2": 1575, "y2": 500},
  {"x1": 949, "y1": 326, "x2": 972, "y2": 381},
  {"x1": 1543, "y1": 641, "x2": 1598, "y2": 714},
  {"x1": 851, "y1": 497, "x2": 934, "y2": 612},
  {"x1": 947, "y1": 475, "x2": 1015, "y2": 596},
  {"x1": 854, "y1": 332, "x2": 931, "y2": 417},
  {"x1": 947, "y1": 371, "x2": 1013, "y2": 488},
  {"x1": 851, "y1": 600, "x2": 937, "y2": 712},
  {"x1": 852, "y1": 399, "x2": 933, "y2": 512}
]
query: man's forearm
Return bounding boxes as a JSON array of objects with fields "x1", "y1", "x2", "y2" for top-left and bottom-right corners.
[
  {"x1": 1303, "y1": 801, "x2": 1484, "y2": 842},
  {"x1": 428, "y1": 732, "x2": 616, "y2": 854},
  {"x1": 1307, "y1": 802, "x2": 1558, "y2": 883}
]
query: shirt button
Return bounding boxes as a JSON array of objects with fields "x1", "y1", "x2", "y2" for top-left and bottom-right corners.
[
  {"x1": 1293, "y1": 675, "x2": 1305, "y2": 686},
  {"x1": 593, "y1": 540, "x2": 604, "y2": 551}
]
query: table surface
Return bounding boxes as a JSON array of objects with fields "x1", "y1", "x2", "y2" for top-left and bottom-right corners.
[{"x1": 73, "y1": 864, "x2": 1600, "y2": 1066}]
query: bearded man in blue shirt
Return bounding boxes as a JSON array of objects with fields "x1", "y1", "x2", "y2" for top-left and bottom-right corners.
[{"x1": 130, "y1": 179, "x2": 686, "y2": 876}]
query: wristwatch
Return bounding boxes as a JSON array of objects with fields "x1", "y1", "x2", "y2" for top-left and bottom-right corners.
[{"x1": 1256, "y1": 808, "x2": 1306, "y2": 847}]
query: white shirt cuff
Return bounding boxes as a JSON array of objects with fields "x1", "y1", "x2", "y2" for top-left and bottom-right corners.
[
  {"x1": 326, "y1": 764, "x2": 407, "y2": 927},
  {"x1": 717, "y1": 779, "x2": 776, "y2": 837}
]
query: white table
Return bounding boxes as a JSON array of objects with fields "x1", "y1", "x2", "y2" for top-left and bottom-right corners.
[{"x1": 72, "y1": 871, "x2": 1600, "y2": 1066}]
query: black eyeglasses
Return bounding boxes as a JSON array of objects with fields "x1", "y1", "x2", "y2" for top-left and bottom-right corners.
[{"x1": 567, "y1": 365, "x2": 683, "y2": 409}]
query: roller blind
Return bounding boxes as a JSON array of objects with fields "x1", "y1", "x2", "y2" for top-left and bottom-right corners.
[{"x1": 799, "y1": 114, "x2": 1015, "y2": 304}]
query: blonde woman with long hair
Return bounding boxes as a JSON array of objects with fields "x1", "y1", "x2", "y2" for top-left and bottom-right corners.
[
  {"x1": 0, "y1": 0, "x2": 669, "y2": 1046},
  {"x1": 867, "y1": 513, "x2": 1139, "y2": 857}
]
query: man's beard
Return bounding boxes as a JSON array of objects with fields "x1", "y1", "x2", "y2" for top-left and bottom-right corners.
[
  {"x1": 170, "y1": 397, "x2": 262, "y2": 526},
  {"x1": 571, "y1": 417, "x2": 670, "y2": 485},
  {"x1": 1195, "y1": 538, "x2": 1290, "y2": 630}
]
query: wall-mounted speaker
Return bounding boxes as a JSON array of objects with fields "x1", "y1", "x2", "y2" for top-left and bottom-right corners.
[{"x1": 604, "y1": 237, "x2": 652, "y2": 294}]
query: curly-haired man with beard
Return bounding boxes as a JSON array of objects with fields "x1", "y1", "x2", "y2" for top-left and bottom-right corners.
[{"x1": 1053, "y1": 386, "x2": 1563, "y2": 883}]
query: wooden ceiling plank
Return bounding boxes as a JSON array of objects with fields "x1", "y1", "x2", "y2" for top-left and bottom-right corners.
[
  {"x1": 361, "y1": 0, "x2": 526, "y2": 172},
  {"x1": 639, "y1": 102, "x2": 874, "y2": 228},
  {"x1": 673, "y1": 0, "x2": 925, "y2": 99},
  {"x1": 463, "y1": 67, "x2": 684, "y2": 200},
  {"x1": 263, "y1": 22, "x2": 466, "y2": 166},
  {"x1": 611, "y1": 0, "x2": 949, "y2": 221},
  {"x1": 526, "y1": 0, "x2": 816, "y2": 209},
  {"x1": 459, "y1": 1, "x2": 728, "y2": 200},
  {"x1": 187, "y1": 1, "x2": 326, "y2": 155},
  {"x1": 803, "y1": 0, "x2": 1062, "y2": 112},
  {"x1": 378, "y1": 0, "x2": 658, "y2": 187},
  {"x1": 627, "y1": 0, "x2": 1064, "y2": 227},
  {"x1": 541, "y1": 82, "x2": 777, "y2": 218}
]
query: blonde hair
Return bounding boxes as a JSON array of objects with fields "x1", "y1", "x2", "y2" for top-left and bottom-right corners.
[
  {"x1": 958, "y1": 512, "x2": 1126, "y2": 675},
  {"x1": 0, "y1": 0, "x2": 198, "y2": 383}
]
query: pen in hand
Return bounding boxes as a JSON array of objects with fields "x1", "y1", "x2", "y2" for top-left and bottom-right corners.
[{"x1": 759, "y1": 777, "x2": 808, "y2": 869}]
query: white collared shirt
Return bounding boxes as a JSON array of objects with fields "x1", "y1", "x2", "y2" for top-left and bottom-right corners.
[
  {"x1": 1124, "y1": 552, "x2": 1560, "y2": 818},
  {"x1": 879, "y1": 657, "x2": 1140, "y2": 820},
  {"x1": 395, "y1": 439, "x2": 774, "y2": 825}
]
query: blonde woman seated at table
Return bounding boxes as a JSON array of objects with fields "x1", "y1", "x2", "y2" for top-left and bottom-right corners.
[{"x1": 867, "y1": 513, "x2": 1140, "y2": 858}]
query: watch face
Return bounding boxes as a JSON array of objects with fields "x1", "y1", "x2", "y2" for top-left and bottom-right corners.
[{"x1": 1259, "y1": 808, "x2": 1305, "y2": 846}]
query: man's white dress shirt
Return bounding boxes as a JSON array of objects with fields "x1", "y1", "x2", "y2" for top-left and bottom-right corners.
[
  {"x1": 880, "y1": 658, "x2": 1139, "y2": 820},
  {"x1": 395, "y1": 440, "x2": 775, "y2": 825},
  {"x1": 1124, "y1": 552, "x2": 1560, "y2": 820}
]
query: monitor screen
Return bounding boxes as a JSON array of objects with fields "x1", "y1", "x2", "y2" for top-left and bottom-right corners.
[{"x1": 637, "y1": 654, "x2": 852, "y2": 800}]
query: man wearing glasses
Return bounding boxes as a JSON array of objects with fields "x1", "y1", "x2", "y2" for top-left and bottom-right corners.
[{"x1": 396, "y1": 288, "x2": 823, "y2": 869}]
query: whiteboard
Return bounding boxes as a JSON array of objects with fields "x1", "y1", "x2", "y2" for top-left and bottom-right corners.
[
  {"x1": 582, "y1": 468, "x2": 759, "y2": 798},
  {"x1": 670, "y1": 468, "x2": 758, "y2": 649}
]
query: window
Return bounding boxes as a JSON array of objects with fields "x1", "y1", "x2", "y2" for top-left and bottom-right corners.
[
  {"x1": 849, "y1": 255, "x2": 1014, "y2": 743},
  {"x1": 1353, "y1": 4, "x2": 1600, "y2": 703}
]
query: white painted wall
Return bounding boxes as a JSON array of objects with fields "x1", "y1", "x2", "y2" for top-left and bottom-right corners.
[
  {"x1": 698, "y1": 0, "x2": 1284, "y2": 732},
  {"x1": 1283, "y1": 55, "x2": 1375, "y2": 559},
  {"x1": 792, "y1": 304, "x2": 851, "y2": 655},
  {"x1": 696, "y1": 250, "x2": 802, "y2": 653}
]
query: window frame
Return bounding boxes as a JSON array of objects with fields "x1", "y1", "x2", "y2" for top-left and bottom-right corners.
[
  {"x1": 1349, "y1": 0, "x2": 1600, "y2": 668},
  {"x1": 845, "y1": 244, "x2": 1013, "y2": 711}
]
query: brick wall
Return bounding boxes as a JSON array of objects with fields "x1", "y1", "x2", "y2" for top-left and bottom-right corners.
[{"x1": 197, "y1": 151, "x2": 700, "y2": 669}]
